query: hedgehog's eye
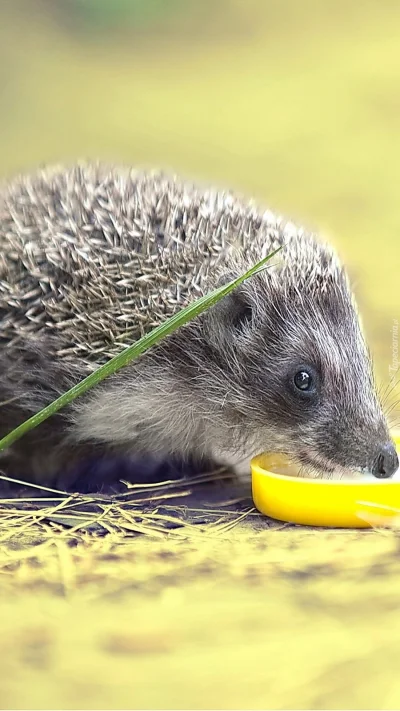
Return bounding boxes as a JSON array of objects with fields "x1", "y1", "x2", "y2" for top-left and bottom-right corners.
[
  {"x1": 290, "y1": 365, "x2": 319, "y2": 399},
  {"x1": 294, "y1": 369, "x2": 313, "y2": 391}
]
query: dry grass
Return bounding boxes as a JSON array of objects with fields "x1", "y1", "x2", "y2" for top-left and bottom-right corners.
[
  {"x1": 1, "y1": 470, "x2": 400, "y2": 709},
  {"x1": 0, "y1": 469, "x2": 256, "y2": 542},
  {"x1": 2, "y1": 474, "x2": 400, "y2": 709},
  {"x1": 0, "y1": 472, "x2": 399, "y2": 596}
]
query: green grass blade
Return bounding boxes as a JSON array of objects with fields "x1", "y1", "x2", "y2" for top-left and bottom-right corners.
[{"x1": 0, "y1": 247, "x2": 280, "y2": 452}]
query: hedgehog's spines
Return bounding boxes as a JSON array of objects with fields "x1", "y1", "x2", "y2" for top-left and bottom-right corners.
[{"x1": 0, "y1": 161, "x2": 317, "y2": 363}]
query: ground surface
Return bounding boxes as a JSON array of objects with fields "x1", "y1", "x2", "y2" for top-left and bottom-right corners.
[
  {"x1": 1, "y1": 1, "x2": 400, "y2": 708},
  {"x1": 2, "y1": 498, "x2": 400, "y2": 709}
]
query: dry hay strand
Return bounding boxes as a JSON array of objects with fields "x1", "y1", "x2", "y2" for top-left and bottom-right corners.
[
  {"x1": 0, "y1": 466, "x2": 269, "y2": 593},
  {"x1": 1, "y1": 467, "x2": 400, "y2": 600}
]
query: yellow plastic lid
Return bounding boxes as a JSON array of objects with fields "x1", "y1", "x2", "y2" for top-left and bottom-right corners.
[{"x1": 251, "y1": 434, "x2": 400, "y2": 528}]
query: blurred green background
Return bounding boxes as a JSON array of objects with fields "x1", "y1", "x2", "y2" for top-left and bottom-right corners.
[{"x1": 1, "y1": 0, "x2": 399, "y2": 381}]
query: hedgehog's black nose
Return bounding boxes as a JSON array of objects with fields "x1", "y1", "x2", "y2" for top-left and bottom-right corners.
[{"x1": 371, "y1": 442, "x2": 399, "y2": 479}]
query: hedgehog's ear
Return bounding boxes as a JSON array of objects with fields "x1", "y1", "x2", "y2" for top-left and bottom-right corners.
[
  {"x1": 213, "y1": 287, "x2": 253, "y2": 331},
  {"x1": 203, "y1": 273, "x2": 254, "y2": 349}
]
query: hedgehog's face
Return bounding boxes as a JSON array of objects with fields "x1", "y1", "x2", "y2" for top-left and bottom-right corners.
[
  {"x1": 204, "y1": 257, "x2": 398, "y2": 479},
  {"x1": 258, "y1": 328, "x2": 398, "y2": 480}
]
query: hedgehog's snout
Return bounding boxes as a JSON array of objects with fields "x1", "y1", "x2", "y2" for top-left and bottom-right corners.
[{"x1": 370, "y1": 441, "x2": 399, "y2": 479}]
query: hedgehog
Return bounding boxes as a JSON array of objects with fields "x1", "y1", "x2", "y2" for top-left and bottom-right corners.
[{"x1": 0, "y1": 162, "x2": 397, "y2": 488}]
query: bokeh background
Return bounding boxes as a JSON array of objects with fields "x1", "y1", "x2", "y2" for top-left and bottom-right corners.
[
  {"x1": 2, "y1": 2, "x2": 400, "y2": 709},
  {"x1": 1, "y1": 0, "x2": 400, "y2": 383}
]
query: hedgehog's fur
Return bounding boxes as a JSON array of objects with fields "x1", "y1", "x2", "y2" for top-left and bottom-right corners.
[{"x1": 0, "y1": 162, "x2": 397, "y2": 486}]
